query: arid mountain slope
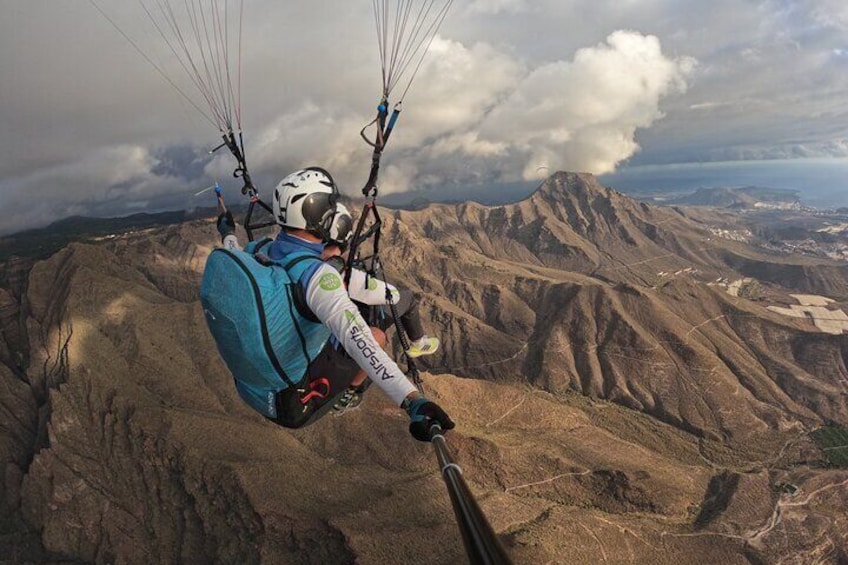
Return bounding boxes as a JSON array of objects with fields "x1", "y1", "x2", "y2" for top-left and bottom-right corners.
[
  {"x1": 372, "y1": 173, "x2": 848, "y2": 444},
  {"x1": 0, "y1": 235, "x2": 756, "y2": 562},
  {"x1": 1, "y1": 173, "x2": 846, "y2": 563}
]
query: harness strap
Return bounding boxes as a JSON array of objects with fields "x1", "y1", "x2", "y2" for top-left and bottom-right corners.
[
  {"x1": 299, "y1": 378, "x2": 331, "y2": 405},
  {"x1": 247, "y1": 241, "x2": 326, "y2": 380}
]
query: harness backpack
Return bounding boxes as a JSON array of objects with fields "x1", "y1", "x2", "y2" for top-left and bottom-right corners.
[{"x1": 200, "y1": 239, "x2": 331, "y2": 420}]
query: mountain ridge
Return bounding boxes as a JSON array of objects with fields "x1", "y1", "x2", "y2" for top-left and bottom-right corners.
[
  {"x1": 371, "y1": 172, "x2": 846, "y2": 441},
  {"x1": 1, "y1": 172, "x2": 846, "y2": 562}
]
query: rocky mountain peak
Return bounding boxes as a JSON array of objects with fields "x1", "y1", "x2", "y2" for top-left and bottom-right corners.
[{"x1": 534, "y1": 170, "x2": 607, "y2": 197}]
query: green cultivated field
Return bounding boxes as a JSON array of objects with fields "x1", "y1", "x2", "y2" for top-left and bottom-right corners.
[{"x1": 811, "y1": 426, "x2": 848, "y2": 467}]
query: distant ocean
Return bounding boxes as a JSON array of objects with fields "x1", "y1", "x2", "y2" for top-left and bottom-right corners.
[{"x1": 599, "y1": 159, "x2": 848, "y2": 209}]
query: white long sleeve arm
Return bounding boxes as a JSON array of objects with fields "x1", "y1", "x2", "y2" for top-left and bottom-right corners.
[
  {"x1": 347, "y1": 268, "x2": 400, "y2": 306},
  {"x1": 304, "y1": 264, "x2": 416, "y2": 405}
]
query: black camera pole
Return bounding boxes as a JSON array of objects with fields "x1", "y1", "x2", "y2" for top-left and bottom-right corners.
[{"x1": 430, "y1": 425, "x2": 512, "y2": 565}]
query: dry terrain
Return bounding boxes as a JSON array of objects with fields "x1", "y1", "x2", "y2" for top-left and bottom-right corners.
[{"x1": 1, "y1": 172, "x2": 847, "y2": 563}]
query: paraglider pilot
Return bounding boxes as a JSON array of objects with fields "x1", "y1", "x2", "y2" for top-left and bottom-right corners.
[{"x1": 202, "y1": 167, "x2": 453, "y2": 441}]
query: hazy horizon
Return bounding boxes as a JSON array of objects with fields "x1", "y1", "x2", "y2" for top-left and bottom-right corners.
[
  {"x1": 5, "y1": 158, "x2": 848, "y2": 238},
  {"x1": 601, "y1": 158, "x2": 848, "y2": 208}
]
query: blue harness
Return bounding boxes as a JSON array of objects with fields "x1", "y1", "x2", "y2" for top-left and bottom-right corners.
[{"x1": 200, "y1": 238, "x2": 331, "y2": 418}]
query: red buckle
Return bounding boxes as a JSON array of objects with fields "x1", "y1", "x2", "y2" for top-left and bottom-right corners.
[{"x1": 300, "y1": 378, "x2": 331, "y2": 405}]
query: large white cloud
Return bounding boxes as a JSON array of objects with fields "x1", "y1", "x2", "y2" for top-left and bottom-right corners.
[
  {"x1": 346, "y1": 31, "x2": 694, "y2": 189},
  {"x1": 387, "y1": 38, "x2": 526, "y2": 149},
  {"x1": 241, "y1": 31, "x2": 692, "y2": 193},
  {"x1": 202, "y1": 36, "x2": 525, "y2": 194},
  {"x1": 803, "y1": 0, "x2": 848, "y2": 30},
  {"x1": 478, "y1": 31, "x2": 695, "y2": 178}
]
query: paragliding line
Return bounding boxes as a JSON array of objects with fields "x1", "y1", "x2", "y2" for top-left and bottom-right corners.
[
  {"x1": 347, "y1": 1, "x2": 455, "y2": 389},
  {"x1": 88, "y1": 0, "x2": 217, "y2": 129},
  {"x1": 90, "y1": 1, "x2": 274, "y2": 240},
  {"x1": 213, "y1": 130, "x2": 274, "y2": 242}
]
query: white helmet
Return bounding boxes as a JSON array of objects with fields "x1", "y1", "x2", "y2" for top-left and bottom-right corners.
[
  {"x1": 272, "y1": 167, "x2": 339, "y2": 239},
  {"x1": 328, "y1": 203, "x2": 354, "y2": 250}
]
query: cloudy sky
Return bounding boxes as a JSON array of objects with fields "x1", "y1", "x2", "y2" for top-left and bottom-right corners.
[{"x1": 2, "y1": 0, "x2": 848, "y2": 234}]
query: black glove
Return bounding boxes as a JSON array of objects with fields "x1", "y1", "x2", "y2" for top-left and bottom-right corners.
[
  {"x1": 406, "y1": 396, "x2": 455, "y2": 442},
  {"x1": 217, "y1": 210, "x2": 235, "y2": 241}
]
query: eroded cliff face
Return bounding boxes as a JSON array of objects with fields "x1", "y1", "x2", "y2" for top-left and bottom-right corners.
[{"x1": 0, "y1": 176, "x2": 846, "y2": 563}]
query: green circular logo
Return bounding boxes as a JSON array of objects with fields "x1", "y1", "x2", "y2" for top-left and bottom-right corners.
[{"x1": 319, "y1": 273, "x2": 342, "y2": 291}]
